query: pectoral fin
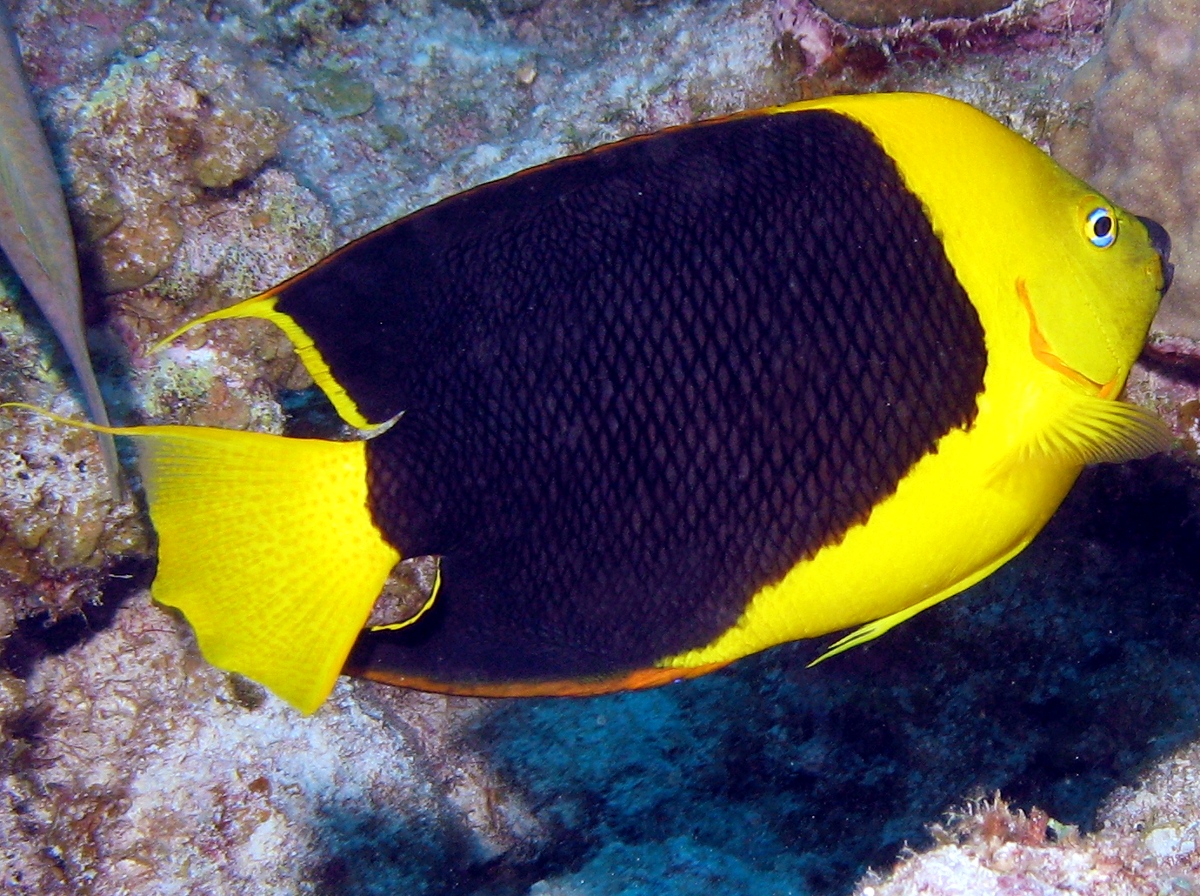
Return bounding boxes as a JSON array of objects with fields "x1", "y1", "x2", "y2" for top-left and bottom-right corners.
[{"x1": 1025, "y1": 397, "x2": 1172, "y2": 467}]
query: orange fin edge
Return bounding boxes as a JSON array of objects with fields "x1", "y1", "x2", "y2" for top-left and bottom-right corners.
[{"x1": 350, "y1": 661, "x2": 730, "y2": 698}]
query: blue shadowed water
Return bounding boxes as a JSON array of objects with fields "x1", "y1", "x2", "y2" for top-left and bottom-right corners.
[{"x1": 307, "y1": 457, "x2": 1200, "y2": 894}]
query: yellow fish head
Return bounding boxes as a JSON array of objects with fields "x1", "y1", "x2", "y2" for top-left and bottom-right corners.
[
  {"x1": 1016, "y1": 187, "x2": 1171, "y2": 396},
  {"x1": 791, "y1": 92, "x2": 1171, "y2": 400},
  {"x1": 787, "y1": 91, "x2": 1171, "y2": 400}
]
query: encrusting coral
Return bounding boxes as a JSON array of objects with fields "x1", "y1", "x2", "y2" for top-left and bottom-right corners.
[
  {"x1": 1053, "y1": 0, "x2": 1200, "y2": 339},
  {"x1": 56, "y1": 47, "x2": 288, "y2": 294}
]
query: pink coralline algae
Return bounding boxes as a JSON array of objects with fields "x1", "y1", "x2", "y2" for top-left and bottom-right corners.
[
  {"x1": 10, "y1": 0, "x2": 152, "y2": 91},
  {"x1": 774, "y1": 0, "x2": 1108, "y2": 73}
]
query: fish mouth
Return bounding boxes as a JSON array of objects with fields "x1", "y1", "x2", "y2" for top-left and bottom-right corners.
[{"x1": 1137, "y1": 215, "x2": 1174, "y2": 295}]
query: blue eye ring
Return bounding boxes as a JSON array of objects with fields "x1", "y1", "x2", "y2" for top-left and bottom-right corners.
[{"x1": 1086, "y1": 206, "x2": 1117, "y2": 248}]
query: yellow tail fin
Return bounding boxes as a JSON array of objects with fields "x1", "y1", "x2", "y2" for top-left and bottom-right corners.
[
  {"x1": 140, "y1": 426, "x2": 401, "y2": 713},
  {"x1": 2, "y1": 404, "x2": 401, "y2": 713}
]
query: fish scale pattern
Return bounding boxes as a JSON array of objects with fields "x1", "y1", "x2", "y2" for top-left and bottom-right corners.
[{"x1": 281, "y1": 110, "x2": 987, "y2": 683}]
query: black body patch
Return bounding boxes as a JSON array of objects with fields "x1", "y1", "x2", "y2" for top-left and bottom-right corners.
[{"x1": 277, "y1": 110, "x2": 988, "y2": 686}]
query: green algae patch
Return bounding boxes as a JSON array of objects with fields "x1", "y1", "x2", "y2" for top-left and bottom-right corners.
[{"x1": 301, "y1": 67, "x2": 376, "y2": 119}]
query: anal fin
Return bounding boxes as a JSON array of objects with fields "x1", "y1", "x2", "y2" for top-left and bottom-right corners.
[{"x1": 808, "y1": 590, "x2": 953, "y2": 666}]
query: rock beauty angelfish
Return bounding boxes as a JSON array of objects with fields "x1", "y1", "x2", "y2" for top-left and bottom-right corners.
[{"x1": 76, "y1": 91, "x2": 1175, "y2": 713}]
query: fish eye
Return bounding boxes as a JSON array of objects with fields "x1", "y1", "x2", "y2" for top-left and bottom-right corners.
[{"x1": 1085, "y1": 207, "x2": 1116, "y2": 248}]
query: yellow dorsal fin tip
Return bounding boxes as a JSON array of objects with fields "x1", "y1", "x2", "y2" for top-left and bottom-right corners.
[
  {"x1": 144, "y1": 294, "x2": 375, "y2": 432},
  {"x1": 149, "y1": 294, "x2": 281, "y2": 355}
]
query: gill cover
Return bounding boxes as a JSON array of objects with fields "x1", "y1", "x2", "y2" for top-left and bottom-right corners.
[{"x1": 1013, "y1": 196, "x2": 1165, "y2": 392}]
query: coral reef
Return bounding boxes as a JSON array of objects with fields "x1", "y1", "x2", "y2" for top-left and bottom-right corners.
[
  {"x1": 11, "y1": 0, "x2": 153, "y2": 91},
  {"x1": 1053, "y1": 0, "x2": 1200, "y2": 340},
  {"x1": 2, "y1": 0, "x2": 1200, "y2": 893},
  {"x1": 858, "y1": 760, "x2": 1200, "y2": 896},
  {"x1": 810, "y1": 0, "x2": 1012, "y2": 29},
  {"x1": 219, "y1": 0, "x2": 375, "y2": 49},
  {"x1": 56, "y1": 46, "x2": 288, "y2": 293},
  {"x1": 0, "y1": 273, "x2": 145, "y2": 625},
  {"x1": 856, "y1": 797, "x2": 1132, "y2": 895},
  {"x1": 272, "y1": 0, "x2": 783, "y2": 236},
  {"x1": 299, "y1": 65, "x2": 376, "y2": 119},
  {"x1": 0, "y1": 590, "x2": 491, "y2": 895},
  {"x1": 0, "y1": 33, "x2": 332, "y2": 626}
]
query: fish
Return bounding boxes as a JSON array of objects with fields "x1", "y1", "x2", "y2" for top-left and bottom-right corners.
[
  {"x1": 28, "y1": 91, "x2": 1173, "y2": 713},
  {"x1": 0, "y1": 11, "x2": 119, "y2": 493}
]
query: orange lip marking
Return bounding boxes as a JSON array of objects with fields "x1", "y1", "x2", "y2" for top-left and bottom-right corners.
[{"x1": 1016, "y1": 279, "x2": 1120, "y2": 398}]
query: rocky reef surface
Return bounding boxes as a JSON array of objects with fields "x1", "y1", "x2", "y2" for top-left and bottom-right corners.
[{"x1": 2, "y1": 0, "x2": 1200, "y2": 893}]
